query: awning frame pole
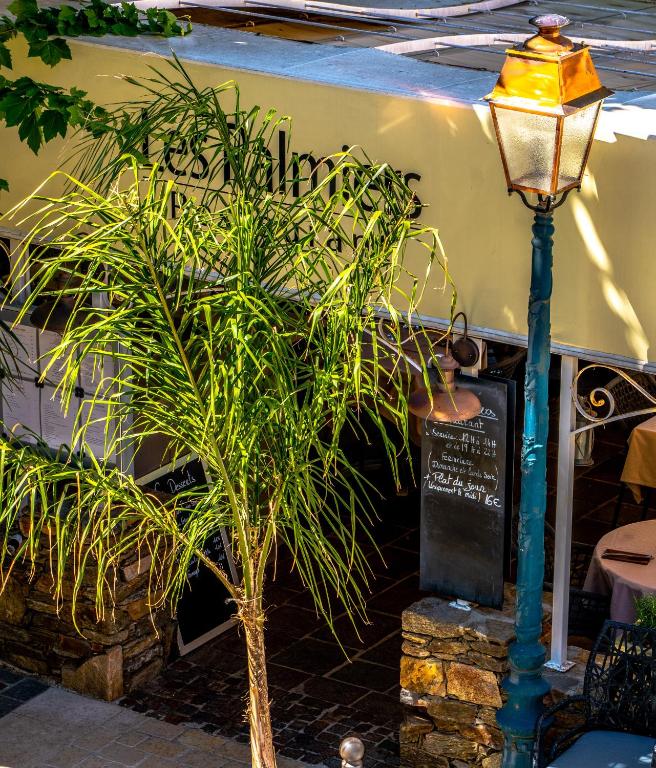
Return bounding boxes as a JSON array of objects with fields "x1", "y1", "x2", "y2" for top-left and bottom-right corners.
[{"x1": 545, "y1": 354, "x2": 577, "y2": 672}]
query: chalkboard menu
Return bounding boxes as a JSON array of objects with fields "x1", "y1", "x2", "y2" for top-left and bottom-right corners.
[
  {"x1": 420, "y1": 374, "x2": 515, "y2": 609},
  {"x1": 137, "y1": 455, "x2": 238, "y2": 654}
]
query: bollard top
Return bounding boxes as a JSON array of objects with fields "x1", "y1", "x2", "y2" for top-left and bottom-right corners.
[{"x1": 340, "y1": 736, "x2": 365, "y2": 767}]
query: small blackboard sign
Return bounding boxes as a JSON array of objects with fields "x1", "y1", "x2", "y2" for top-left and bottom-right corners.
[
  {"x1": 420, "y1": 374, "x2": 515, "y2": 609},
  {"x1": 137, "y1": 455, "x2": 238, "y2": 654}
]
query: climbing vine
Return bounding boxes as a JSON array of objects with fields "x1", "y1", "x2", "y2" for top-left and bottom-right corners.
[{"x1": 0, "y1": 0, "x2": 190, "y2": 190}]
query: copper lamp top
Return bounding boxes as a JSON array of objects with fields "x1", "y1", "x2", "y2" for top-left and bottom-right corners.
[
  {"x1": 486, "y1": 15, "x2": 612, "y2": 115},
  {"x1": 524, "y1": 14, "x2": 573, "y2": 53}
]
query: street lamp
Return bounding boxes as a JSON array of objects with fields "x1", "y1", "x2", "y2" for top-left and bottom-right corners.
[{"x1": 485, "y1": 14, "x2": 610, "y2": 768}]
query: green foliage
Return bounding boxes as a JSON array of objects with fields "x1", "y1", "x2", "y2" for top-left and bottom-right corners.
[
  {"x1": 0, "y1": 0, "x2": 190, "y2": 190},
  {"x1": 2, "y1": 63, "x2": 449, "y2": 622},
  {"x1": 1, "y1": 0, "x2": 189, "y2": 69},
  {"x1": 0, "y1": 75, "x2": 109, "y2": 153},
  {"x1": 635, "y1": 594, "x2": 656, "y2": 628}
]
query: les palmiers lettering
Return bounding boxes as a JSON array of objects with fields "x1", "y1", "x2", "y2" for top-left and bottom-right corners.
[{"x1": 143, "y1": 127, "x2": 423, "y2": 228}]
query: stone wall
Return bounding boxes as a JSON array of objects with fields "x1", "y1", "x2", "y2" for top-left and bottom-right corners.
[
  {"x1": 400, "y1": 586, "x2": 553, "y2": 768},
  {"x1": 0, "y1": 537, "x2": 176, "y2": 701}
]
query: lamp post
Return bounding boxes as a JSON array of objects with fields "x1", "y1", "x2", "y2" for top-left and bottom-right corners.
[{"x1": 485, "y1": 15, "x2": 611, "y2": 768}]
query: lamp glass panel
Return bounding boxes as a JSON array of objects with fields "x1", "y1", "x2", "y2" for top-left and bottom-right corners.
[
  {"x1": 493, "y1": 107, "x2": 558, "y2": 193},
  {"x1": 557, "y1": 103, "x2": 600, "y2": 191}
]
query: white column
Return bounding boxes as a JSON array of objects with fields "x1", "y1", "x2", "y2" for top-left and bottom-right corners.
[{"x1": 545, "y1": 354, "x2": 577, "y2": 672}]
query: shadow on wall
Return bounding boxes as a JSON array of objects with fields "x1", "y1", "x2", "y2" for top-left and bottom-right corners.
[{"x1": 571, "y1": 193, "x2": 649, "y2": 363}]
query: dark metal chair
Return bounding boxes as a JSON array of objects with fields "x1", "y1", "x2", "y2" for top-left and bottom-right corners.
[{"x1": 535, "y1": 620, "x2": 656, "y2": 768}]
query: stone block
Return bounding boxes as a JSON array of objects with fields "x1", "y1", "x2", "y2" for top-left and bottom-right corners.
[
  {"x1": 123, "y1": 643, "x2": 162, "y2": 675},
  {"x1": 479, "y1": 619, "x2": 515, "y2": 646},
  {"x1": 428, "y1": 639, "x2": 468, "y2": 657},
  {"x1": 402, "y1": 632, "x2": 430, "y2": 645},
  {"x1": 400, "y1": 713, "x2": 434, "y2": 743},
  {"x1": 401, "y1": 656, "x2": 446, "y2": 697},
  {"x1": 466, "y1": 652, "x2": 506, "y2": 674},
  {"x1": 62, "y1": 645, "x2": 123, "y2": 701},
  {"x1": 446, "y1": 662, "x2": 502, "y2": 708},
  {"x1": 483, "y1": 753, "x2": 502, "y2": 768},
  {"x1": 424, "y1": 731, "x2": 479, "y2": 761},
  {"x1": 426, "y1": 698, "x2": 477, "y2": 725},
  {"x1": 55, "y1": 634, "x2": 94, "y2": 659},
  {"x1": 477, "y1": 707, "x2": 499, "y2": 726},
  {"x1": 125, "y1": 591, "x2": 163, "y2": 621},
  {"x1": 123, "y1": 634, "x2": 160, "y2": 662},
  {"x1": 402, "y1": 641, "x2": 430, "y2": 658},
  {"x1": 403, "y1": 599, "x2": 466, "y2": 639},
  {"x1": 467, "y1": 639, "x2": 509, "y2": 659},
  {"x1": 400, "y1": 688, "x2": 431, "y2": 708},
  {"x1": 34, "y1": 574, "x2": 75, "y2": 601},
  {"x1": 5, "y1": 652, "x2": 49, "y2": 675},
  {"x1": 401, "y1": 744, "x2": 449, "y2": 768},
  {"x1": 404, "y1": 595, "x2": 518, "y2": 648},
  {"x1": 0, "y1": 580, "x2": 27, "y2": 624},
  {"x1": 461, "y1": 722, "x2": 503, "y2": 749},
  {"x1": 76, "y1": 604, "x2": 131, "y2": 635},
  {"x1": 26, "y1": 597, "x2": 60, "y2": 615},
  {"x1": 0, "y1": 622, "x2": 31, "y2": 643},
  {"x1": 121, "y1": 554, "x2": 153, "y2": 583}
]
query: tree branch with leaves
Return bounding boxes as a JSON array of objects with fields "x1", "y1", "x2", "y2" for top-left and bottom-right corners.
[{"x1": 0, "y1": 0, "x2": 189, "y2": 191}]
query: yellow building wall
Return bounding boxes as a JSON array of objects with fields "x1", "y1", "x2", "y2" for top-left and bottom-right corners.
[{"x1": 1, "y1": 38, "x2": 655, "y2": 366}]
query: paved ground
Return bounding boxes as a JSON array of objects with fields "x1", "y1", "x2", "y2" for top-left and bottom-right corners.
[
  {"x1": 0, "y1": 681, "x2": 313, "y2": 768},
  {"x1": 121, "y1": 486, "x2": 419, "y2": 768}
]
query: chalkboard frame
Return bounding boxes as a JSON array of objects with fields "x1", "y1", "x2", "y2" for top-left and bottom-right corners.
[
  {"x1": 480, "y1": 373, "x2": 517, "y2": 583},
  {"x1": 136, "y1": 453, "x2": 239, "y2": 655},
  {"x1": 420, "y1": 374, "x2": 515, "y2": 609}
]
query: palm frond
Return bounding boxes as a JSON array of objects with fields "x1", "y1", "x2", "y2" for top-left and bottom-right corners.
[{"x1": 1, "y1": 62, "x2": 453, "y2": 649}]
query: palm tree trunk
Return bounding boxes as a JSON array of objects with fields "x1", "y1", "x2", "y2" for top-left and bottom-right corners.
[{"x1": 242, "y1": 600, "x2": 277, "y2": 768}]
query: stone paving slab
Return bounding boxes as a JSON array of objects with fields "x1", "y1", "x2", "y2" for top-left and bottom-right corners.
[{"x1": 0, "y1": 686, "x2": 316, "y2": 768}]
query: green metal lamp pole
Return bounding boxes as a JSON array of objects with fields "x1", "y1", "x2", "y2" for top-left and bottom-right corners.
[
  {"x1": 485, "y1": 15, "x2": 611, "y2": 767},
  {"x1": 496, "y1": 203, "x2": 558, "y2": 768}
]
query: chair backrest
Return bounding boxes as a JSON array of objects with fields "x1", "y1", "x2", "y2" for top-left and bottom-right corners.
[
  {"x1": 603, "y1": 373, "x2": 656, "y2": 427},
  {"x1": 584, "y1": 620, "x2": 656, "y2": 736}
]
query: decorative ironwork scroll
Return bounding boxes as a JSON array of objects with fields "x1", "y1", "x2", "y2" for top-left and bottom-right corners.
[{"x1": 572, "y1": 364, "x2": 656, "y2": 435}]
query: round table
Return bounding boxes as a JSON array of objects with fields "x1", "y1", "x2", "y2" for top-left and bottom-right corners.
[{"x1": 584, "y1": 520, "x2": 656, "y2": 623}]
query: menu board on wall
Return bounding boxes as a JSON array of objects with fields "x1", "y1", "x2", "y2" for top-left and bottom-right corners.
[
  {"x1": 420, "y1": 374, "x2": 515, "y2": 609},
  {"x1": 137, "y1": 455, "x2": 239, "y2": 655}
]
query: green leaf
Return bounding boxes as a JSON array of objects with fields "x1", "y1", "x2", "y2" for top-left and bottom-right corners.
[
  {"x1": 110, "y1": 21, "x2": 139, "y2": 36},
  {"x1": 0, "y1": 43, "x2": 12, "y2": 69},
  {"x1": 0, "y1": 178, "x2": 8, "y2": 192},
  {"x1": 40, "y1": 109, "x2": 68, "y2": 141},
  {"x1": 0, "y1": 19, "x2": 18, "y2": 41},
  {"x1": 7, "y1": 0, "x2": 37, "y2": 18},
  {"x1": 56, "y1": 5, "x2": 77, "y2": 35},
  {"x1": 28, "y1": 38, "x2": 72, "y2": 66},
  {"x1": 21, "y1": 25, "x2": 48, "y2": 44},
  {"x1": 83, "y1": 8, "x2": 102, "y2": 30},
  {"x1": 0, "y1": 91, "x2": 32, "y2": 125},
  {"x1": 119, "y1": 2, "x2": 139, "y2": 24},
  {"x1": 17, "y1": 113, "x2": 41, "y2": 153}
]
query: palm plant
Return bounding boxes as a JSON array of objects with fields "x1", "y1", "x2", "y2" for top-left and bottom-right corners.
[{"x1": 0, "y1": 64, "x2": 452, "y2": 768}]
